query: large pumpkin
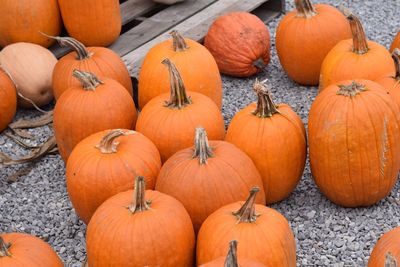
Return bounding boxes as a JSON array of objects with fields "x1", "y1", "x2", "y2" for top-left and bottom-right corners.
[
  {"x1": 86, "y1": 176, "x2": 195, "y2": 267},
  {"x1": 319, "y1": 12, "x2": 395, "y2": 90},
  {"x1": 226, "y1": 80, "x2": 306, "y2": 204},
  {"x1": 138, "y1": 31, "x2": 222, "y2": 109},
  {"x1": 0, "y1": 233, "x2": 63, "y2": 266},
  {"x1": 136, "y1": 59, "x2": 225, "y2": 162},
  {"x1": 276, "y1": 0, "x2": 351, "y2": 85},
  {"x1": 368, "y1": 227, "x2": 400, "y2": 267},
  {"x1": 156, "y1": 127, "x2": 266, "y2": 232},
  {"x1": 0, "y1": 67, "x2": 16, "y2": 132},
  {"x1": 48, "y1": 36, "x2": 132, "y2": 100},
  {"x1": 309, "y1": 80, "x2": 400, "y2": 207},
  {"x1": 391, "y1": 31, "x2": 400, "y2": 52},
  {"x1": 66, "y1": 129, "x2": 161, "y2": 224},
  {"x1": 197, "y1": 187, "x2": 297, "y2": 266},
  {"x1": 204, "y1": 12, "x2": 270, "y2": 77},
  {"x1": 54, "y1": 70, "x2": 137, "y2": 162},
  {"x1": 0, "y1": 0, "x2": 61, "y2": 48},
  {"x1": 376, "y1": 49, "x2": 400, "y2": 106},
  {"x1": 58, "y1": 0, "x2": 121, "y2": 46}
]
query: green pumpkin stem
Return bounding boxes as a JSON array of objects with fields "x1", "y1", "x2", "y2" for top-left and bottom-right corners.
[
  {"x1": 392, "y1": 48, "x2": 400, "y2": 79},
  {"x1": 162, "y1": 58, "x2": 192, "y2": 109},
  {"x1": 344, "y1": 11, "x2": 369, "y2": 54},
  {"x1": 128, "y1": 176, "x2": 151, "y2": 213},
  {"x1": 170, "y1": 30, "x2": 189, "y2": 52},
  {"x1": 337, "y1": 81, "x2": 366, "y2": 97},
  {"x1": 193, "y1": 127, "x2": 213, "y2": 165},
  {"x1": 95, "y1": 129, "x2": 135, "y2": 154},
  {"x1": 0, "y1": 237, "x2": 11, "y2": 257},
  {"x1": 252, "y1": 79, "x2": 280, "y2": 118},
  {"x1": 72, "y1": 69, "x2": 104, "y2": 91},
  {"x1": 224, "y1": 240, "x2": 239, "y2": 267},
  {"x1": 232, "y1": 187, "x2": 260, "y2": 223},
  {"x1": 295, "y1": 0, "x2": 317, "y2": 18},
  {"x1": 39, "y1": 33, "x2": 92, "y2": 60},
  {"x1": 385, "y1": 252, "x2": 398, "y2": 267}
]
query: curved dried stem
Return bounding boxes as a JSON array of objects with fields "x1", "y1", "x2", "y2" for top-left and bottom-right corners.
[
  {"x1": 224, "y1": 240, "x2": 239, "y2": 267},
  {"x1": 232, "y1": 187, "x2": 260, "y2": 223},
  {"x1": 170, "y1": 30, "x2": 189, "y2": 52},
  {"x1": 40, "y1": 32, "x2": 92, "y2": 60},
  {"x1": 0, "y1": 237, "x2": 11, "y2": 257},
  {"x1": 95, "y1": 129, "x2": 136, "y2": 154},
  {"x1": 295, "y1": 0, "x2": 317, "y2": 18},
  {"x1": 344, "y1": 11, "x2": 369, "y2": 54},
  {"x1": 252, "y1": 79, "x2": 280, "y2": 118},
  {"x1": 72, "y1": 70, "x2": 104, "y2": 91},
  {"x1": 192, "y1": 127, "x2": 213, "y2": 165},
  {"x1": 392, "y1": 48, "x2": 400, "y2": 79},
  {"x1": 337, "y1": 81, "x2": 366, "y2": 97},
  {"x1": 385, "y1": 252, "x2": 398, "y2": 267},
  {"x1": 128, "y1": 176, "x2": 151, "y2": 213}
]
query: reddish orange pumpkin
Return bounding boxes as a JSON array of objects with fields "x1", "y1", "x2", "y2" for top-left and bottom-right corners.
[
  {"x1": 139, "y1": 31, "x2": 222, "y2": 109},
  {"x1": 54, "y1": 70, "x2": 137, "y2": 162},
  {"x1": 309, "y1": 80, "x2": 400, "y2": 207},
  {"x1": 0, "y1": 233, "x2": 63, "y2": 266},
  {"x1": 391, "y1": 31, "x2": 400, "y2": 52},
  {"x1": 66, "y1": 129, "x2": 161, "y2": 224},
  {"x1": 197, "y1": 188, "x2": 296, "y2": 266},
  {"x1": 204, "y1": 12, "x2": 270, "y2": 77},
  {"x1": 156, "y1": 127, "x2": 266, "y2": 232},
  {"x1": 86, "y1": 176, "x2": 195, "y2": 267},
  {"x1": 0, "y1": 67, "x2": 16, "y2": 132},
  {"x1": 368, "y1": 227, "x2": 400, "y2": 267},
  {"x1": 226, "y1": 80, "x2": 306, "y2": 204},
  {"x1": 376, "y1": 49, "x2": 400, "y2": 106},
  {"x1": 136, "y1": 59, "x2": 225, "y2": 162}
]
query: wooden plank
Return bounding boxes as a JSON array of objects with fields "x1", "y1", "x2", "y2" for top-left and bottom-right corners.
[{"x1": 110, "y1": 0, "x2": 217, "y2": 57}]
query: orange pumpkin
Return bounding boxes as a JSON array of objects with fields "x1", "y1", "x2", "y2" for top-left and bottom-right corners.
[
  {"x1": 156, "y1": 127, "x2": 266, "y2": 232},
  {"x1": 276, "y1": 0, "x2": 351, "y2": 85},
  {"x1": 197, "y1": 187, "x2": 296, "y2": 266},
  {"x1": 54, "y1": 70, "x2": 137, "y2": 162},
  {"x1": 86, "y1": 176, "x2": 195, "y2": 267},
  {"x1": 136, "y1": 59, "x2": 225, "y2": 162},
  {"x1": 391, "y1": 31, "x2": 400, "y2": 52},
  {"x1": 58, "y1": 0, "x2": 121, "y2": 46},
  {"x1": 368, "y1": 227, "x2": 400, "y2": 267},
  {"x1": 309, "y1": 80, "x2": 400, "y2": 207},
  {"x1": 66, "y1": 129, "x2": 161, "y2": 224},
  {"x1": 376, "y1": 49, "x2": 400, "y2": 106},
  {"x1": 0, "y1": 0, "x2": 61, "y2": 48},
  {"x1": 47, "y1": 36, "x2": 132, "y2": 100},
  {"x1": 226, "y1": 80, "x2": 306, "y2": 204},
  {"x1": 0, "y1": 67, "x2": 16, "y2": 132},
  {"x1": 204, "y1": 12, "x2": 270, "y2": 77},
  {"x1": 0, "y1": 233, "x2": 63, "y2": 266},
  {"x1": 319, "y1": 12, "x2": 395, "y2": 90}
]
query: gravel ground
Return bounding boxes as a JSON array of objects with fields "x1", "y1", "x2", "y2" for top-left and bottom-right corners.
[{"x1": 1, "y1": 0, "x2": 400, "y2": 266}]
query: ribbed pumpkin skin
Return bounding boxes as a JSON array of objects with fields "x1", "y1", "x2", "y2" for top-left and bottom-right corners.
[
  {"x1": 0, "y1": 0, "x2": 61, "y2": 48},
  {"x1": 86, "y1": 190, "x2": 195, "y2": 267},
  {"x1": 136, "y1": 92, "x2": 225, "y2": 162},
  {"x1": 0, "y1": 69, "x2": 16, "y2": 132},
  {"x1": 368, "y1": 227, "x2": 400, "y2": 267},
  {"x1": 376, "y1": 75, "x2": 400, "y2": 107},
  {"x1": 204, "y1": 12, "x2": 270, "y2": 77},
  {"x1": 54, "y1": 78, "x2": 137, "y2": 162},
  {"x1": 53, "y1": 48, "x2": 132, "y2": 100},
  {"x1": 0, "y1": 233, "x2": 63, "y2": 266},
  {"x1": 390, "y1": 31, "x2": 400, "y2": 52},
  {"x1": 197, "y1": 202, "x2": 296, "y2": 266},
  {"x1": 276, "y1": 4, "x2": 351, "y2": 85},
  {"x1": 319, "y1": 40, "x2": 395, "y2": 90},
  {"x1": 226, "y1": 103, "x2": 306, "y2": 204},
  {"x1": 200, "y1": 257, "x2": 266, "y2": 267},
  {"x1": 58, "y1": 0, "x2": 121, "y2": 46},
  {"x1": 309, "y1": 80, "x2": 400, "y2": 207},
  {"x1": 138, "y1": 38, "x2": 222, "y2": 109},
  {"x1": 66, "y1": 130, "x2": 161, "y2": 224},
  {"x1": 156, "y1": 140, "x2": 266, "y2": 232}
]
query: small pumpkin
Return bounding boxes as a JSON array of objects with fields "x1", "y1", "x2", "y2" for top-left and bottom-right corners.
[
  {"x1": 86, "y1": 176, "x2": 195, "y2": 267},
  {"x1": 58, "y1": 0, "x2": 121, "y2": 47},
  {"x1": 197, "y1": 187, "x2": 297, "y2": 266},
  {"x1": 46, "y1": 36, "x2": 132, "y2": 100},
  {"x1": 0, "y1": 43, "x2": 57, "y2": 108},
  {"x1": 368, "y1": 227, "x2": 400, "y2": 267},
  {"x1": 204, "y1": 12, "x2": 270, "y2": 77},
  {"x1": 391, "y1": 31, "x2": 400, "y2": 52},
  {"x1": 156, "y1": 127, "x2": 266, "y2": 232},
  {"x1": 199, "y1": 240, "x2": 266, "y2": 267},
  {"x1": 226, "y1": 80, "x2": 306, "y2": 204},
  {"x1": 309, "y1": 80, "x2": 400, "y2": 207},
  {"x1": 0, "y1": 233, "x2": 63, "y2": 266},
  {"x1": 276, "y1": 0, "x2": 351, "y2": 85},
  {"x1": 66, "y1": 129, "x2": 161, "y2": 224},
  {"x1": 0, "y1": 0, "x2": 61, "y2": 48},
  {"x1": 319, "y1": 12, "x2": 395, "y2": 90},
  {"x1": 376, "y1": 49, "x2": 400, "y2": 105},
  {"x1": 136, "y1": 58, "x2": 225, "y2": 162},
  {"x1": 139, "y1": 31, "x2": 222, "y2": 109},
  {"x1": 0, "y1": 67, "x2": 16, "y2": 132},
  {"x1": 54, "y1": 70, "x2": 137, "y2": 162}
]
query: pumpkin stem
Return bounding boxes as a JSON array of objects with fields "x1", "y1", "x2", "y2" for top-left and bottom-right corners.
[
  {"x1": 337, "y1": 81, "x2": 366, "y2": 97},
  {"x1": 162, "y1": 58, "x2": 192, "y2": 109},
  {"x1": 39, "y1": 32, "x2": 92, "y2": 60},
  {"x1": 193, "y1": 127, "x2": 213, "y2": 165},
  {"x1": 0, "y1": 237, "x2": 11, "y2": 257},
  {"x1": 72, "y1": 69, "x2": 104, "y2": 91},
  {"x1": 232, "y1": 187, "x2": 260, "y2": 223},
  {"x1": 95, "y1": 129, "x2": 136, "y2": 154},
  {"x1": 344, "y1": 11, "x2": 369, "y2": 54},
  {"x1": 385, "y1": 252, "x2": 398, "y2": 267},
  {"x1": 128, "y1": 176, "x2": 151, "y2": 213},
  {"x1": 252, "y1": 79, "x2": 280, "y2": 118},
  {"x1": 295, "y1": 0, "x2": 317, "y2": 18},
  {"x1": 170, "y1": 30, "x2": 189, "y2": 52},
  {"x1": 224, "y1": 240, "x2": 239, "y2": 267},
  {"x1": 392, "y1": 48, "x2": 400, "y2": 80}
]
